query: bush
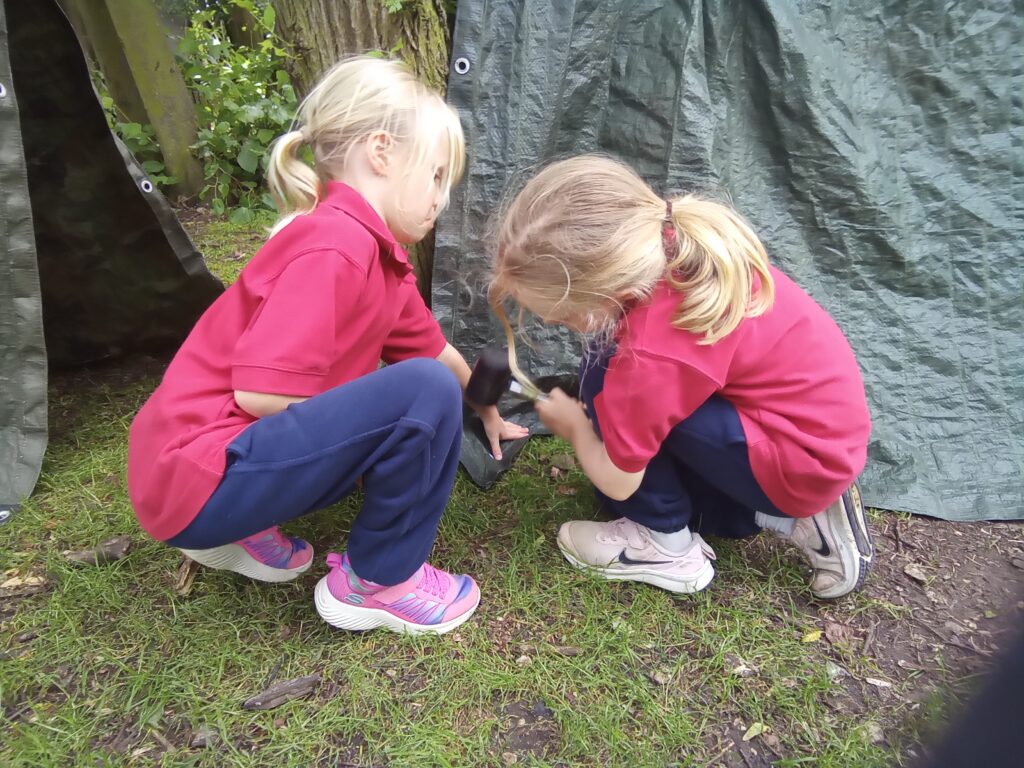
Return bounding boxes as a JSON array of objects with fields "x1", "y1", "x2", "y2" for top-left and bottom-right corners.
[
  {"x1": 178, "y1": 0, "x2": 296, "y2": 223},
  {"x1": 96, "y1": 0, "x2": 295, "y2": 222},
  {"x1": 97, "y1": 89, "x2": 179, "y2": 189}
]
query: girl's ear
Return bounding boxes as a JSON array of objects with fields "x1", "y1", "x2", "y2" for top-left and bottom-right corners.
[{"x1": 366, "y1": 131, "x2": 393, "y2": 176}]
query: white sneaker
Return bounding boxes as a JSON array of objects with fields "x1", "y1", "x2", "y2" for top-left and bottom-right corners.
[
  {"x1": 556, "y1": 518, "x2": 715, "y2": 594},
  {"x1": 788, "y1": 483, "x2": 874, "y2": 599}
]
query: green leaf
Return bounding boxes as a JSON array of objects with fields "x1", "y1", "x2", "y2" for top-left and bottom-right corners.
[
  {"x1": 229, "y1": 206, "x2": 255, "y2": 225},
  {"x1": 257, "y1": 128, "x2": 275, "y2": 144},
  {"x1": 742, "y1": 722, "x2": 765, "y2": 742},
  {"x1": 263, "y1": 5, "x2": 276, "y2": 31},
  {"x1": 119, "y1": 122, "x2": 144, "y2": 139},
  {"x1": 141, "y1": 160, "x2": 165, "y2": 173},
  {"x1": 275, "y1": 68, "x2": 290, "y2": 86},
  {"x1": 211, "y1": 198, "x2": 226, "y2": 216},
  {"x1": 240, "y1": 104, "x2": 265, "y2": 123},
  {"x1": 237, "y1": 145, "x2": 260, "y2": 174},
  {"x1": 177, "y1": 34, "x2": 198, "y2": 58}
]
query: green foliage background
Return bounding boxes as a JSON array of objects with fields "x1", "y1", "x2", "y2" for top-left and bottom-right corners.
[{"x1": 98, "y1": 0, "x2": 296, "y2": 223}]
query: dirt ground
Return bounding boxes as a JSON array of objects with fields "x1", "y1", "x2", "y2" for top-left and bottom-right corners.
[{"x1": 739, "y1": 514, "x2": 1024, "y2": 765}]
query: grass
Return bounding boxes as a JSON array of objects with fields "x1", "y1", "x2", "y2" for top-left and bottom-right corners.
[{"x1": 1, "y1": 214, "x2": 919, "y2": 767}]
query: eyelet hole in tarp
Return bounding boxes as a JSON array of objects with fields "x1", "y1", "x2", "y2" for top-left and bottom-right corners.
[
  {"x1": 0, "y1": 82, "x2": 7, "y2": 98},
  {"x1": 453, "y1": 57, "x2": 470, "y2": 75},
  {"x1": 140, "y1": 179, "x2": 154, "y2": 193}
]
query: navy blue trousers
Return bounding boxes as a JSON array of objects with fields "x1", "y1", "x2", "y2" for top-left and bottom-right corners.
[
  {"x1": 579, "y1": 350, "x2": 788, "y2": 539},
  {"x1": 166, "y1": 358, "x2": 463, "y2": 585}
]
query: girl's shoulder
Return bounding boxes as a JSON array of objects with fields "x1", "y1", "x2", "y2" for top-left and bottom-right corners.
[{"x1": 260, "y1": 207, "x2": 381, "y2": 269}]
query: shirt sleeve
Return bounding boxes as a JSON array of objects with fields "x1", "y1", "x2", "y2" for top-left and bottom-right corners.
[
  {"x1": 380, "y1": 274, "x2": 447, "y2": 363},
  {"x1": 594, "y1": 350, "x2": 720, "y2": 472},
  {"x1": 231, "y1": 250, "x2": 356, "y2": 396}
]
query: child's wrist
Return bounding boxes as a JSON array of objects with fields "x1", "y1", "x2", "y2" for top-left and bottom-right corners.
[{"x1": 568, "y1": 412, "x2": 595, "y2": 447}]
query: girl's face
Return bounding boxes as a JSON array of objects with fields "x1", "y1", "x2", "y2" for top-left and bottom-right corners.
[{"x1": 384, "y1": 130, "x2": 451, "y2": 245}]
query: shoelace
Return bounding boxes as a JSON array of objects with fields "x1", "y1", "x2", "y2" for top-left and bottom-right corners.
[{"x1": 417, "y1": 563, "x2": 450, "y2": 599}]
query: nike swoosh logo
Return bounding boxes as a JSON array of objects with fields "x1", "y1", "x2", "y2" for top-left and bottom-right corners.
[
  {"x1": 617, "y1": 549, "x2": 673, "y2": 566},
  {"x1": 811, "y1": 519, "x2": 832, "y2": 557}
]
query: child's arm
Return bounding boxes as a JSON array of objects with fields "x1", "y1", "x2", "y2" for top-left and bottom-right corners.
[
  {"x1": 234, "y1": 390, "x2": 308, "y2": 418},
  {"x1": 435, "y1": 342, "x2": 529, "y2": 459},
  {"x1": 535, "y1": 388, "x2": 645, "y2": 501}
]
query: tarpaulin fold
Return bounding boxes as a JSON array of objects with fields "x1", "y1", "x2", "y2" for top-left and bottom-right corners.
[{"x1": 0, "y1": 0, "x2": 221, "y2": 511}]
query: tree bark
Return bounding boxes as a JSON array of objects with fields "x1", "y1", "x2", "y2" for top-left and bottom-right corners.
[
  {"x1": 64, "y1": 0, "x2": 204, "y2": 198},
  {"x1": 271, "y1": 0, "x2": 452, "y2": 300},
  {"x1": 273, "y1": 1, "x2": 450, "y2": 98}
]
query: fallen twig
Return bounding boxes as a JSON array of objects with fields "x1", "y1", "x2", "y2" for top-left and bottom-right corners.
[
  {"x1": 65, "y1": 535, "x2": 132, "y2": 566},
  {"x1": 917, "y1": 621, "x2": 991, "y2": 657},
  {"x1": 174, "y1": 556, "x2": 200, "y2": 596},
  {"x1": 242, "y1": 674, "x2": 321, "y2": 710}
]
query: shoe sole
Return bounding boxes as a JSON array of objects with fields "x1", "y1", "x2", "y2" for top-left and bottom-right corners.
[
  {"x1": 815, "y1": 482, "x2": 874, "y2": 600},
  {"x1": 313, "y1": 577, "x2": 479, "y2": 636},
  {"x1": 179, "y1": 543, "x2": 312, "y2": 583},
  {"x1": 557, "y1": 541, "x2": 715, "y2": 594}
]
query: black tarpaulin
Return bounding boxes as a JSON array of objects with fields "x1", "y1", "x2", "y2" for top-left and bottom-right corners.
[
  {"x1": 434, "y1": 0, "x2": 1024, "y2": 520},
  {"x1": 0, "y1": 0, "x2": 222, "y2": 514}
]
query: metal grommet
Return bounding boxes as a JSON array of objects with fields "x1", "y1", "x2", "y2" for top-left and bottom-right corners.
[
  {"x1": 0, "y1": 82, "x2": 6, "y2": 98},
  {"x1": 0, "y1": 508, "x2": 12, "y2": 525},
  {"x1": 140, "y1": 179, "x2": 154, "y2": 193},
  {"x1": 453, "y1": 56, "x2": 471, "y2": 75}
]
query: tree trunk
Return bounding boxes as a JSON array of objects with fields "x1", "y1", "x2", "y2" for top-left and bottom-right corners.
[
  {"x1": 273, "y1": 0, "x2": 450, "y2": 97},
  {"x1": 271, "y1": 0, "x2": 452, "y2": 301},
  {"x1": 63, "y1": 0, "x2": 203, "y2": 198}
]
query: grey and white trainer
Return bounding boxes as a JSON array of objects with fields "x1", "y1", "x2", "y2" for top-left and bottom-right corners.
[{"x1": 787, "y1": 483, "x2": 874, "y2": 599}]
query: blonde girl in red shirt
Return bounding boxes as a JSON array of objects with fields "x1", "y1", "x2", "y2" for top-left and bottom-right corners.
[
  {"x1": 489, "y1": 155, "x2": 873, "y2": 599},
  {"x1": 128, "y1": 57, "x2": 526, "y2": 635}
]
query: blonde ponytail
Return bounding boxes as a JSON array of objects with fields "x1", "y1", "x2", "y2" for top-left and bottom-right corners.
[
  {"x1": 490, "y1": 155, "x2": 775, "y2": 374},
  {"x1": 267, "y1": 129, "x2": 321, "y2": 218},
  {"x1": 665, "y1": 197, "x2": 774, "y2": 344}
]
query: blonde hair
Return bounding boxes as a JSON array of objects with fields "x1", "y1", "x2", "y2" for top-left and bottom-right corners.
[
  {"x1": 490, "y1": 155, "x2": 774, "y2": 391},
  {"x1": 266, "y1": 56, "x2": 465, "y2": 231}
]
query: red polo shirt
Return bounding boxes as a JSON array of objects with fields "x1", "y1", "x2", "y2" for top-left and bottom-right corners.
[
  {"x1": 595, "y1": 267, "x2": 870, "y2": 517},
  {"x1": 128, "y1": 182, "x2": 447, "y2": 540}
]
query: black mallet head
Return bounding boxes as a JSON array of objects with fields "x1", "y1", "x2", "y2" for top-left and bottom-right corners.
[{"x1": 466, "y1": 347, "x2": 513, "y2": 407}]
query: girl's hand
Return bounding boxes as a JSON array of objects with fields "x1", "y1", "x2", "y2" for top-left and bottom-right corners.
[
  {"x1": 534, "y1": 388, "x2": 590, "y2": 442},
  {"x1": 479, "y1": 405, "x2": 530, "y2": 460}
]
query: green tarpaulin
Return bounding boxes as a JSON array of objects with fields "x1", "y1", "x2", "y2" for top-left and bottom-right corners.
[
  {"x1": 433, "y1": 0, "x2": 1024, "y2": 520},
  {"x1": 2, "y1": 0, "x2": 1021, "y2": 522}
]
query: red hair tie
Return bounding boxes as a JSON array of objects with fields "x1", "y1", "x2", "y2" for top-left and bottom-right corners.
[{"x1": 662, "y1": 199, "x2": 677, "y2": 257}]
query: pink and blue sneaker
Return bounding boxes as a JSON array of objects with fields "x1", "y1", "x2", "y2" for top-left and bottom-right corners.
[
  {"x1": 314, "y1": 552, "x2": 480, "y2": 635},
  {"x1": 178, "y1": 526, "x2": 313, "y2": 583}
]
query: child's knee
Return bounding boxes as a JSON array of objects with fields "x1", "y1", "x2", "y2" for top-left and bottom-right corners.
[{"x1": 397, "y1": 357, "x2": 462, "y2": 412}]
